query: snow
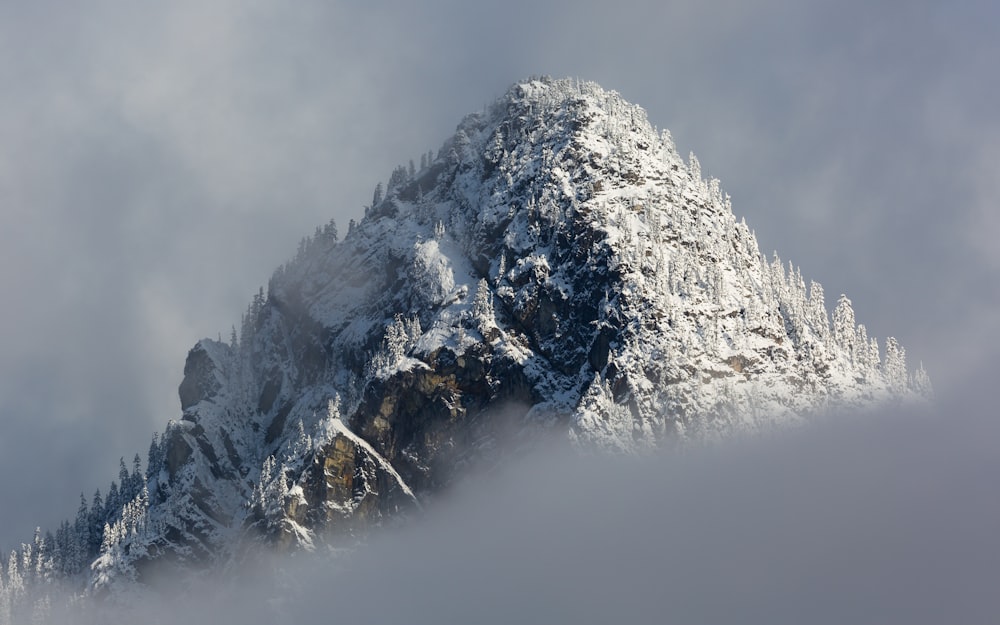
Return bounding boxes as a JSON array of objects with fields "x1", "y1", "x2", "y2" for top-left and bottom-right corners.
[
  {"x1": 327, "y1": 418, "x2": 416, "y2": 500},
  {"x1": 6, "y1": 76, "x2": 931, "y2": 603}
]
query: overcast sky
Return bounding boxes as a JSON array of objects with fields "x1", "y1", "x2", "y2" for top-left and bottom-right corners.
[{"x1": 1, "y1": 0, "x2": 997, "y2": 564}]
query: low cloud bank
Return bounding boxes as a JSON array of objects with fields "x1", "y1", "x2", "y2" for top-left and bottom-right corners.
[{"x1": 48, "y1": 379, "x2": 1000, "y2": 625}]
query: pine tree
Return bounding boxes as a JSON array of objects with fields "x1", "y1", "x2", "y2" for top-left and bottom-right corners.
[
  {"x1": 130, "y1": 453, "x2": 144, "y2": 499},
  {"x1": 35, "y1": 531, "x2": 54, "y2": 587},
  {"x1": 5, "y1": 552, "x2": 22, "y2": 621},
  {"x1": 118, "y1": 458, "x2": 131, "y2": 502},
  {"x1": 105, "y1": 481, "x2": 120, "y2": 522},
  {"x1": 868, "y1": 336, "x2": 881, "y2": 370},
  {"x1": 769, "y1": 253, "x2": 786, "y2": 298},
  {"x1": 807, "y1": 281, "x2": 830, "y2": 340},
  {"x1": 688, "y1": 152, "x2": 702, "y2": 183},
  {"x1": 88, "y1": 489, "x2": 104, "y2": 557},
  {"x1": 146, "y1": 433, "x2": 164, "y2": 481},
  {"x1": 471, "y1": 279, "x2": 496, "y2": 336},
  {"x1": 832, "y1": 295, "x2": 858, "y2": 360},
  {"x1": 55, "y1": 520, "x2": 75, "y2": 577},
  {"x1": 854, "y1": 324, "x2": 870, "y2": 371},
  {"x1": 18, "y1": 544, "x2": 31, "y2": 589},
  {"x1": 385, "y1": 316, "x2": 409, "y2": 363},
  {"x1": 72, "y1": 494, "x2": 89, "y2": 570},
  {"x1": 450, "y1": 129, "x2": 471, "y2": 165},
  {"x1": 912, "y1": 362, "x2": 932, "y2": 396},
  {"x1": 387, "y1": 165, "x2": 408, "y2": 192},
  {"x1": 883, "y1": 337, "x2": 908, "y2": 393},
  {"x1": 253, "y1": 455, "x2": 290, "y2": 532},
  {"x1": 93, "y1": 522, "x2": 123, "y2": 588},
  {"x1": 780, "y1": 263, "x2": 807, "y2": 342},
  {"x1": 322, "y1": 218, "x2": 339, "y2": 243},
  {"x1": 290, "y1": 419, "x2": 311, "y2": 461}
]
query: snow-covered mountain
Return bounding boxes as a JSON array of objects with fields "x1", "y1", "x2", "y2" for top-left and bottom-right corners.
[{"x1": 0, "y1": 77, "x2": 929, "y2": 612}]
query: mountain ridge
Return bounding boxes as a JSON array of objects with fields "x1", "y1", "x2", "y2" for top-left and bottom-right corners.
[{"x1": 0, "y1": 77, "x2": 929, "y2": 615}]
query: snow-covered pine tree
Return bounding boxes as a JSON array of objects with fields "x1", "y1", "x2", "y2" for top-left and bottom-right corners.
[
  {"x1": 883, "y1": 337, "x2": 908, "y2": 393},
  {"x1": 912, "y1": 363, "x2": 932, "y2": 396},
  {"x1": 323, "y1": 218, "x2": 339, "y2": 243},
  {"x1": 387, "y1": 165, "x2": 408, "y2": 193},
  {"x1": 90, "y1": 517, "x2": 139, "y2": 593},
  {"x1": 832, "y1": 295, "x2": 858, "y2": 360},
  {"x1": 17, "y1": 545, "x2": 31, "y2": 590},
  {"x1": 854, "y1": 323, "x2": 872, "y2": 372},
  {"x1": 32, "y1": 529, "x2": 52, "y2": 589},
  {"x1": 867, "y1": 336, "x2": 881, "y2": 371},
  {"x1": 471, "y1": 279, "x2": 498, "y2": 340},
  {"x1": 251, "y1": 455, "x2": 291, "y2": 534},
  {"x1": 688, "y1": 152, "x2": 702, "y2": 185},
  {"x1": 807, "y1": 281, "x2": 829, "y2": 341},
  {"x1": 4, "y1": 553, "x2": 21, "y2": 620},
  {"x1": 289, "y1": 419, "x2": 312, "y2": 463}
]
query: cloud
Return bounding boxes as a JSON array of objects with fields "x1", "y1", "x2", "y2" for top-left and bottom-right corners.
[
  {"x1": 39, "y1": 382, "x2": 1000, "y2": 624},
  {"x1": 0, "y1": 0, "x2": 997, "y2": 561}
]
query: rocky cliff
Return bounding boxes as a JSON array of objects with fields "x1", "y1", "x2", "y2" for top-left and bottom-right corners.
[{"x1": 2, "y1": 78, "x2": 930, "y2": 604}]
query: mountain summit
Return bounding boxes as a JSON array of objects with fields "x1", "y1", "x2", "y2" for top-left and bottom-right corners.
[{"x1": 2, "y1": 77, "x2": 929, "y2": 607}]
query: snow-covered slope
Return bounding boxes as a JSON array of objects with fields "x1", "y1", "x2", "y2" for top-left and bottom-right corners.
[{"x1": 1, "y1": 77, "x2": 929, "y2": 609}]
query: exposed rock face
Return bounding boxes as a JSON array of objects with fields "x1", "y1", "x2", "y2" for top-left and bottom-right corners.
[
  {"x1": 61, "y1": 77, "x2": 931, "y2": 593},
  {"x1": 256, "y1": 418, "x2": 418, "y2": 549}
]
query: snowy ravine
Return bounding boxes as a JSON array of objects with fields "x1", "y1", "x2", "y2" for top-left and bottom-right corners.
[{"x1": 0, "y1": 77, "x2": 929, "y2": 615}]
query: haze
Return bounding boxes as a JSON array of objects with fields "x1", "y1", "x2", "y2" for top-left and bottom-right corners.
[
  {"x1": 1, "y1": 0, "x2": 997, "y2": 609},
  {"x1": 45, "y1": 380, "x2": 1000, "y2": 624}
]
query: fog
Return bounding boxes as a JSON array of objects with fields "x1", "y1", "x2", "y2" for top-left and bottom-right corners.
[
  {"x1": 42, "y1": 374, "x2": 1000, "y2": 624},
  {"x1": 1, "y1": 0, "x2": 998, "y2": 613}
]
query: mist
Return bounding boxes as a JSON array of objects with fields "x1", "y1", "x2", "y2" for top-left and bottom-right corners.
[
  {"x1": 2, "y1": 0, "x2": 998, "y2": 617},
  {"x1": 34, "y1": 373, "x2": 999, "y2": 625},
  {"x1": 2, "y1": 1, "x2": 997, "y2": 544}
]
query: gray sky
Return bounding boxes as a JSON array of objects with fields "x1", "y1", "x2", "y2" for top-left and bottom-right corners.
[{"x1": 1, "y1": 0, "x2": 997, "y2": 556}]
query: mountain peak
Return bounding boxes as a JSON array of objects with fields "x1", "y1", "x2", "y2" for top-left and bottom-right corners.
[{"x1": 1, "y1": 78, "x2": 929, "y2": 607}]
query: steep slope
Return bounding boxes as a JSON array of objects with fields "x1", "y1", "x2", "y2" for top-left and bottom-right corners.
[{"x1": 1, "y1": 77, "x2": 930, "y2": 606}]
